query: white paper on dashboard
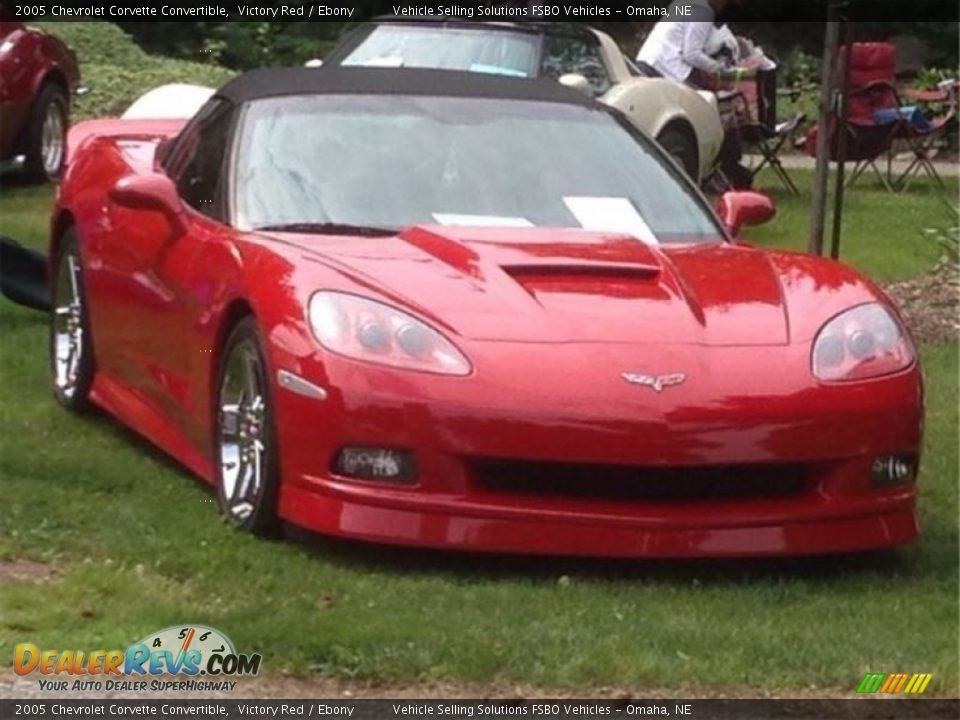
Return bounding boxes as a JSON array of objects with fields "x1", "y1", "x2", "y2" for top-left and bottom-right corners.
[
  {"x1": 362, "y1": 56, "x2": 404, "y2": 67},
  {"x1": 563, "y1": 197, "x2": 658, "y2": 245},
  {"x1": 433, "y1": 213, "x2": 535, "y2": 228}
]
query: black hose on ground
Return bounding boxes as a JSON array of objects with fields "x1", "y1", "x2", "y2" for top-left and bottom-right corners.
[{"x1": 0, "y1": 235, "x2": 50, "y2": 313}]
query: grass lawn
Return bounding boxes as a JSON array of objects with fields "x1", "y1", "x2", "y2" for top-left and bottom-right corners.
[
  {"x1": 1, "y1": 171, "x2": 957, "y2": 696},
  {"x1": 740, "y1": 169, "x2": 956, "y2": 283}
]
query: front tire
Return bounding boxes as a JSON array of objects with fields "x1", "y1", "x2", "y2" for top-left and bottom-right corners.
[
  {"x1": 49, "y1": 230, "x2": 94, "y2": 411},
  {"x1": 215, "y1": 316, "x2": 280, "y2": 535},
  {"x1": 657, "y1": 126, "x2": 698, "y2": 181},
  {"x1": 24, "y1": 82, "x2": 68, "y2": 182}
]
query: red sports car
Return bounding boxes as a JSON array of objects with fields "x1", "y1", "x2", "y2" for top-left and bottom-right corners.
[
  {"x1": 0, "y1": 19, "x2": 80, "y2": 180},
  {"x1": 47, "y1": 68, "x2": 922, "y2": 558}
]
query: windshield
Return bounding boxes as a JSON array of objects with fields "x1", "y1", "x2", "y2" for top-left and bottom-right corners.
[
  {"x1": 340, "y1": 25, "x2": 538, "y2": 77},
  {"x1": 233, "y1": 94, "x2": 723, "y2": 244}
]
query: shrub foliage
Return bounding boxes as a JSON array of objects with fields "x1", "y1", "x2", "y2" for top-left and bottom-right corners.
[{"x1": 36, "y1": 22, "x2": 235, "y2": 120}]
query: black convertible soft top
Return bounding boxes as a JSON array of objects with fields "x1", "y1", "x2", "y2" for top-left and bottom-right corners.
[{"x1": 215, "y1": 67, "x2": 598, "y2": 108}]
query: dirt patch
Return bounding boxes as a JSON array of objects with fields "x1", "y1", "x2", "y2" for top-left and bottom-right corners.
[
  {"x1": 0, "y1": 558, "x2": 56, "y2": 584},
  {"x1": 883, "y1": 260, "x2": 959, "y2": 344}
]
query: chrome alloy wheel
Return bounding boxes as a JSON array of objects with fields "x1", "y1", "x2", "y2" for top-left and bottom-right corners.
[
  {"x1": 218, "y1": 339, "x2": 268, "y2": 522},
  {"x1": 41, "y1": 101, "x2": 65, "y2": 178},
  {"x1": 52, "y1": 251, "x2": 84, "y2": 400}
]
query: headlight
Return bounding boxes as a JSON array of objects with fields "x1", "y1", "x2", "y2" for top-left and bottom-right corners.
[
  {"x1": 308, "y1": 292, "x2": 471, "y2": 376},
  {"x1": 812, "y1": 303, "x2": 915, "y2": 381}
]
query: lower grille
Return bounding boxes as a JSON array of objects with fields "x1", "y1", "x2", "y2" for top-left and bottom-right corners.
[{"x1": 473, "y1": 459, "x2": 811, "y2": 502}]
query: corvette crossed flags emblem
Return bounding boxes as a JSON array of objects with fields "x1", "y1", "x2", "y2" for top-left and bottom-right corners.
[{"x1": 621, "y1": 373, "x2": 687, "y2": 392}]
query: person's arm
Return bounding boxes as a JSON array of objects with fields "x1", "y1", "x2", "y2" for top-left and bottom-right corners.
[{"x1": 680, "y1": 22, "x2": 724, "y2": 75}]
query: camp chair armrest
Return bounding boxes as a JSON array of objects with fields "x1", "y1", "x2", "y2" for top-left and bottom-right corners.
[{"x1": 849, "y1": 79, "x2": 906, "y2": 107}]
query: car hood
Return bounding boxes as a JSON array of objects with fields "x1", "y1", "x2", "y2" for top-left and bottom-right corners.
[{"x1": 265, "y1": 226, "x2": 790, "y2": 346}]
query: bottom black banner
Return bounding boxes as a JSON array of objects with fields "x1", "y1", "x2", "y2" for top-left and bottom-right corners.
[{"x1": 2, "y1": 699, "x2": 959, "y2": 720}]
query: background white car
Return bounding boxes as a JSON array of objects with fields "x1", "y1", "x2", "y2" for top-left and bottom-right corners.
[{"x1": 322, "y1": 20, "x2": 724, "y2": 182}]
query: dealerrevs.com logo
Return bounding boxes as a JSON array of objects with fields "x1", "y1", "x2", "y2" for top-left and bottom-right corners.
[{"x1": 14, "y1": 625, "x2": 261, "y2": 692}]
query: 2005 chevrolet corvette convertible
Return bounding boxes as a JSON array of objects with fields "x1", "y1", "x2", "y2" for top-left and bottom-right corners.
[{"x1": 48, "y1": 68, "x2": 922, "y2": 557}]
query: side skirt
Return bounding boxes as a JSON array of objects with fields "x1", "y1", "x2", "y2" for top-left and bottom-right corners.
[{"x1": 89, "y1": 372, "x2": 215, "y2": 484}]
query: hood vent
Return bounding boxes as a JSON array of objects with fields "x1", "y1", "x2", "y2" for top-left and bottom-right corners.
[{"x1": 501, "y1": 260, "x2": 660, "y2": 281}]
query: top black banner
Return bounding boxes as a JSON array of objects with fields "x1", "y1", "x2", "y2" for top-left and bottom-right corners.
[{"x1": 2, "y1": 0, "x2": 958, "y2": 23}]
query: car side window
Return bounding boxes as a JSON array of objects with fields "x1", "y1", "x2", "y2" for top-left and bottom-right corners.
[
  {"x1": 541, "y1": 34, "x2": 612, "y2": 96},
  {"x1": 169, "y1": 102, "x2": 235, "y2": 220}
]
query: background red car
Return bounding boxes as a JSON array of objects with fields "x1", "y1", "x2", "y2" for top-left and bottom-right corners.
[{"x1": 0, "y1": 19, "x2": 80, "y2": 181}]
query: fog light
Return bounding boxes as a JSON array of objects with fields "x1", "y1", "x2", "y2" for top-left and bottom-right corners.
[
  {"x1": 334, "y1": 447, "x2": 416, "y2": 484},
  {"x1": 871, "y1": 454, "x2": 916, "y2": 487}
]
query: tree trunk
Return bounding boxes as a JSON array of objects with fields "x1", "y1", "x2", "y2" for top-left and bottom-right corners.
[{"x1": 809, "y1": 16, "x2": 841, "y2": 255}]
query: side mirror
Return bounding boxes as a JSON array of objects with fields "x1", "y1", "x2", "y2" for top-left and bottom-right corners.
[
  {"x1": 716, "y1": 191, "x2": 776, "y2": 237},
  {"x1": 558, "y1": 73, "x2": 593, "y2": 96},
  {"x1": 109, "y1": 174, "x2": 187, "y2": 237}
]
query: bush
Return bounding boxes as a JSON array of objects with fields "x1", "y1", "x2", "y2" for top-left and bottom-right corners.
[
  {"x1": 38, "y1": 21, "x2": 151, "y2": 66},
  {"x1": 73, "y1": 62, "x2": 236, "y2": 120},
  {"x1": 34, "y1": 22, "x2": 235, "y2": 120},
  {"x1": 924, "y1": 203, "x2": 960, "y2": 264},
  {"x1": 118, "y1": 20, "x2": 345, "y2": 70},
  {"x1": 777, "y1": 47, "x2": 822, "y2": 91}
]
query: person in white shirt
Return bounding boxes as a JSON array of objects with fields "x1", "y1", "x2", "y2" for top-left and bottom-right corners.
[
  {"x1": 637, "y1": 0, "x2": 736, "y2": 87},
  {"x1": 636, "y1": 0, "x2": 752, "y2": 188}
]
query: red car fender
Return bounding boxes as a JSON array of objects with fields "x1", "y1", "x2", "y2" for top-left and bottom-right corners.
[
  {"x1": 25, "y1": 47, "x2": 69, "y2": 101},
  {"x1": 233, "y1": 239, "x2": 330, "y2": 383},
  {"x1": 0, "y1": 23, "x2": 79, "y2": 159},
  {"x1": 765, "y1": 249, "x2": 913, "y2": 343},
  {"x1": 64, "y1": 118, "x2": 187, "y2": 170}
]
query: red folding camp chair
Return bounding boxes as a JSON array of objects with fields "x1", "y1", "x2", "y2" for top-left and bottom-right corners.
[{"x1": 805, "y1": 42, "x2": 904, "y2": 192}]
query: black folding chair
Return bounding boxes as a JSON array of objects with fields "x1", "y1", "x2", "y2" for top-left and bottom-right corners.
[
  {"x1": 740, "y1": 112, "x2": 806, "y2": 194},
  {"x1": 724, "y1": 69, "x2": 806, "y2": 194},
  {"x1": 893, "y1": 83, "x2": 958, "y2": 191}
]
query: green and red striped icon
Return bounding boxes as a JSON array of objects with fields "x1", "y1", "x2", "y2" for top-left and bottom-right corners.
[{"x1": 857, "y1": 672, "x2": 933, "y2": 694}]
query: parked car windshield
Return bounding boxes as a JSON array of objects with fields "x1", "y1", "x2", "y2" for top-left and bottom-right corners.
[
  {"x1": 233, "y1": 94, "x2": 723, "y2": 244},
  {"x1": 338, "y1": 25, "x2": 538, "y2": 77}
]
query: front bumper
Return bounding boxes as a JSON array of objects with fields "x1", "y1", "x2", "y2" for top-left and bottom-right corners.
[
  {"x1": 272, "y1": 342, "x2": 923, "y2": 558},
  {"x1": 280, "y1": 483, "x2": 918, "y2": 558}
]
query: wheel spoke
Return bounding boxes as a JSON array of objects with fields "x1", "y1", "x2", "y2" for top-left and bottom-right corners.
[
  {"x1": 249, "y1": 441, "x2": 263, "y2": 496},
  {"x1": 242, "y1": 348, "x2": 259, "y2": 400},
  {"x1": 220, "y1": 443, "x2": 240, "y2": 500},
  {"x1": 236, "y1": 446, "x2": 257, "y2": 500},
  {"x1": 64, "y1": 344, "x2": 77, "y2": 381},
  {"x1": 67, "y1": 255, "x2": 80, "y2": 304},
  {"x1": 233, "y1": 454, "x2": 252, "y2": 501},
  {"x1": 220, "y1": 403, "x2": 241, "y2": 438}
]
